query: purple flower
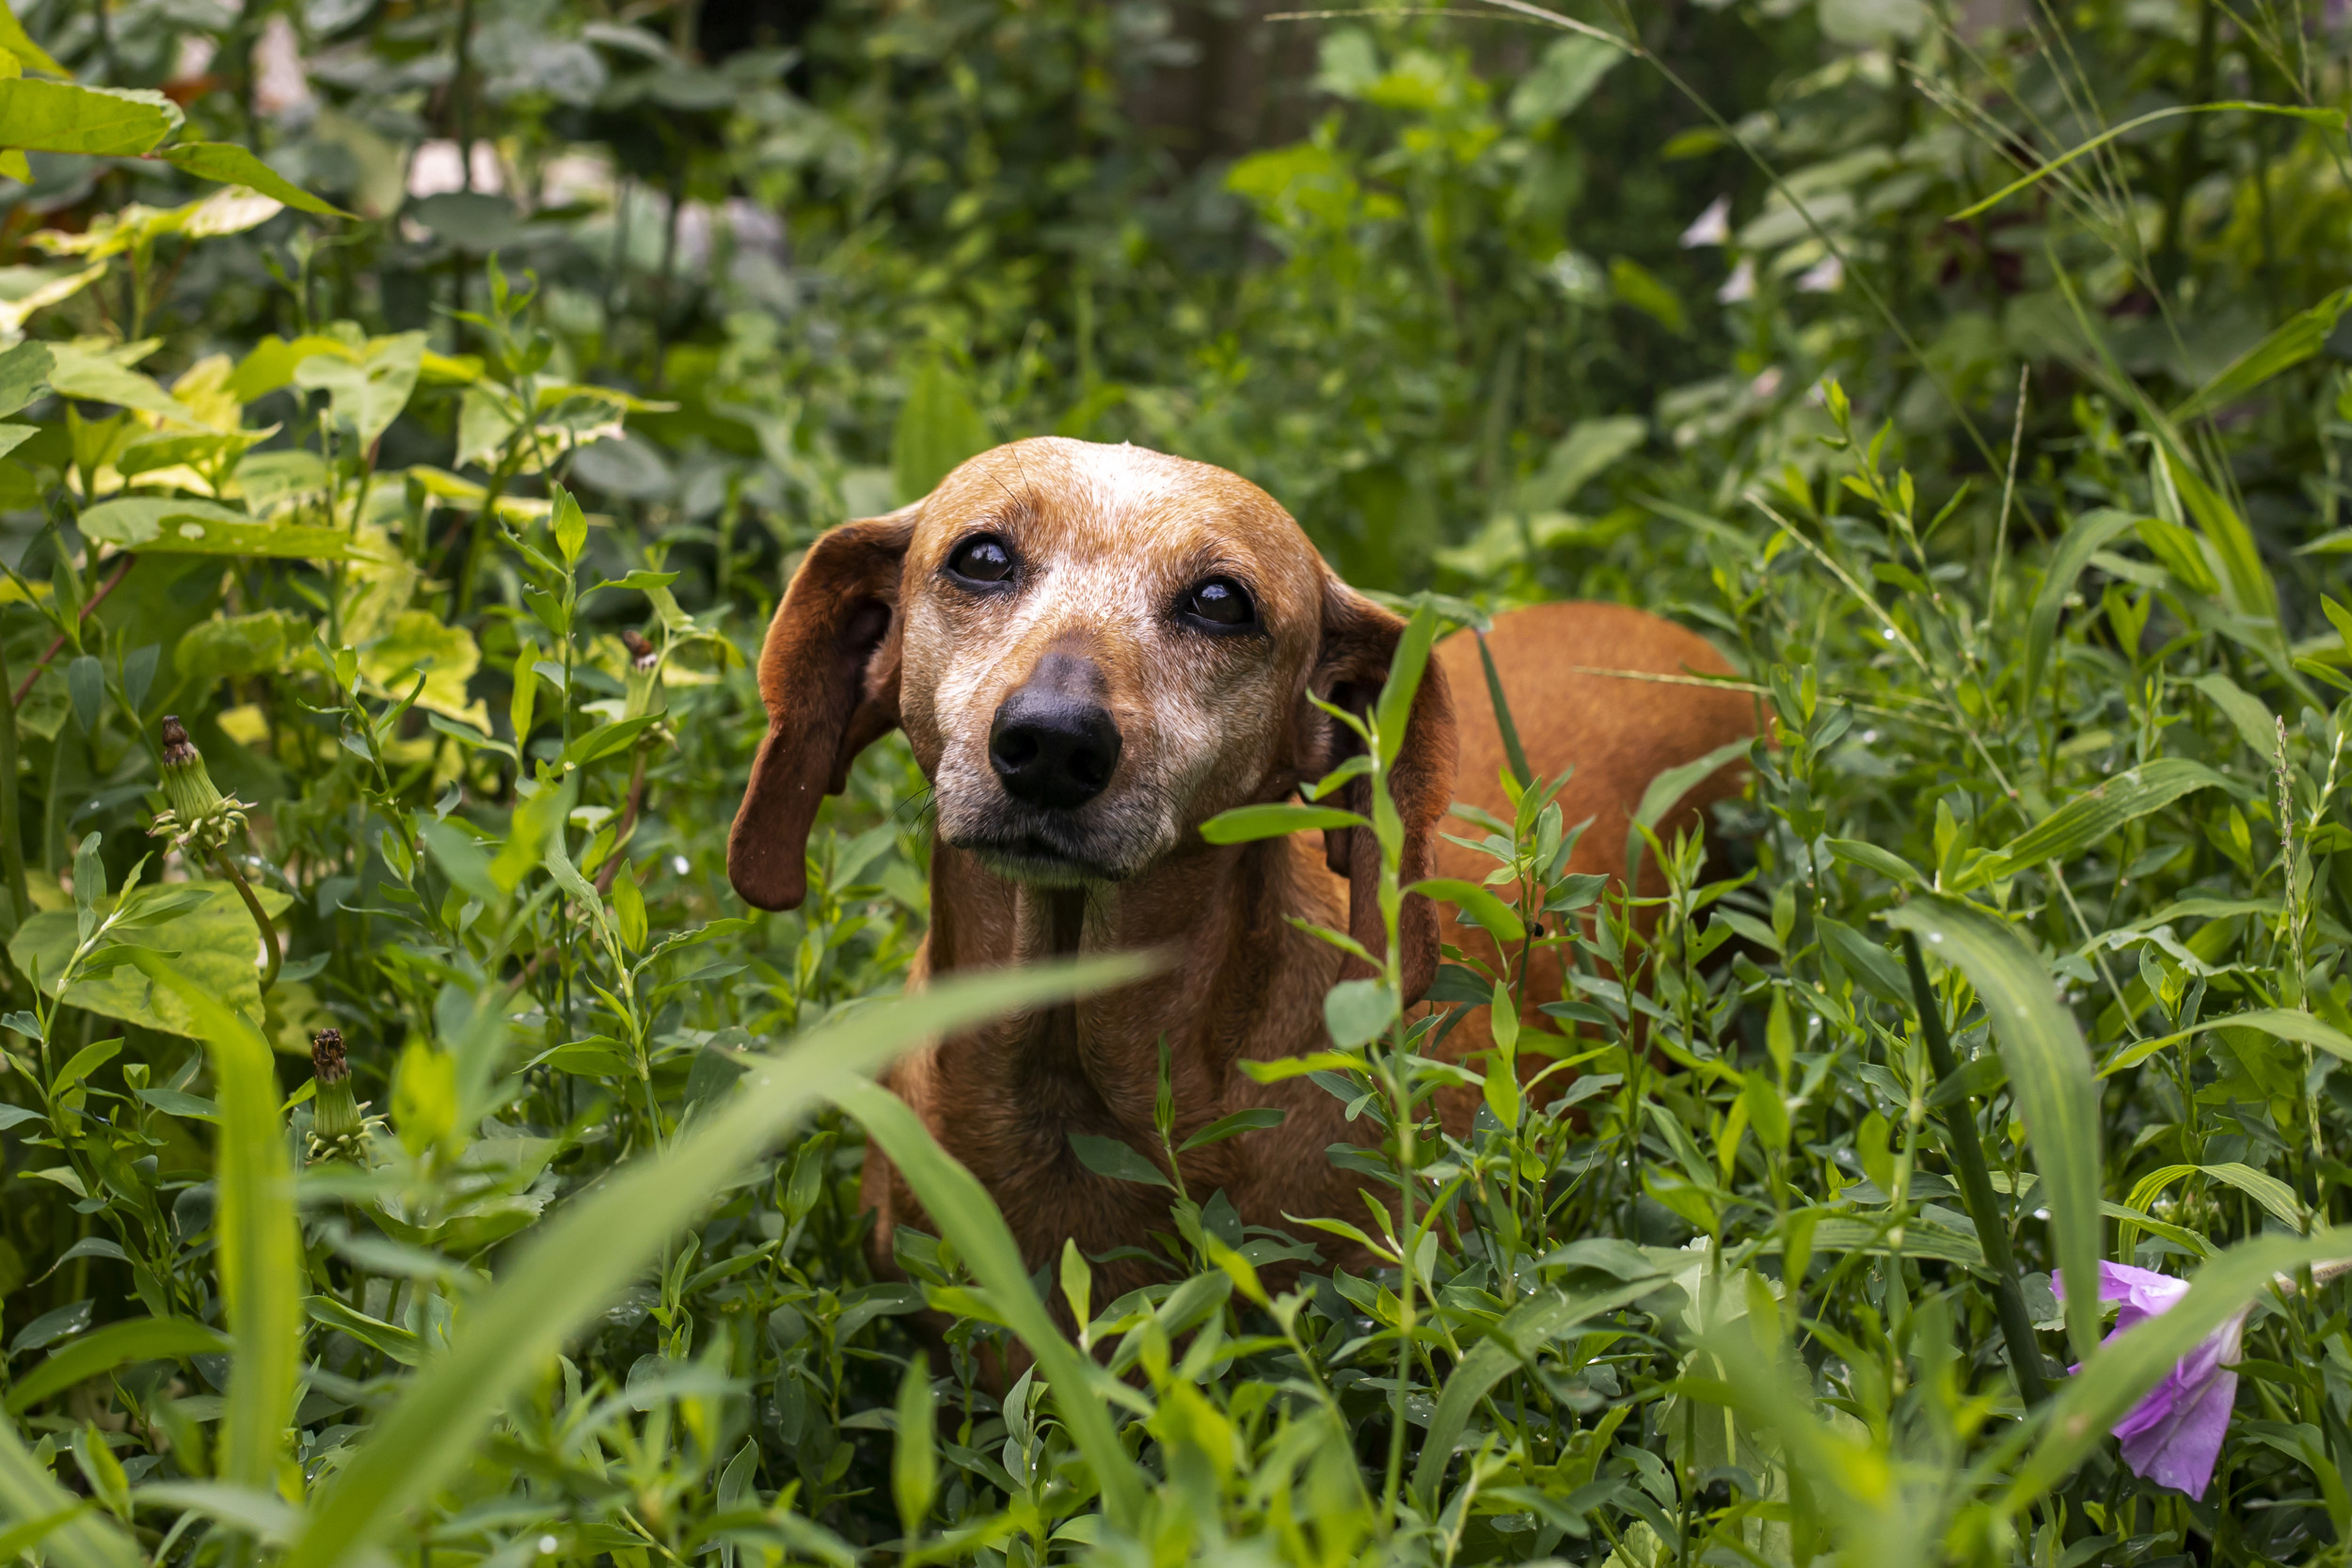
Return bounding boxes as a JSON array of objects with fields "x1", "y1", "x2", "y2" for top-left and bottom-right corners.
[{"x1": 2056, "y1": 1261, "x2": 2246, "y2": 1499}]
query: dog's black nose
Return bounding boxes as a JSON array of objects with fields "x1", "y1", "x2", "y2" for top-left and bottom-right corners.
[{"x1": 990, "y1": 656, "x2": 1121, "y2": 811}]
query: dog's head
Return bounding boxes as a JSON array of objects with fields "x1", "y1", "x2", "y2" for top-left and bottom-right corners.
[{"x1": 726, "y1": 436, "x2": 1454, "y2": 991}]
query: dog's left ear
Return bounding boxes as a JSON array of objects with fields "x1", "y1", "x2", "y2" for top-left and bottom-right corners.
[
  {"x1": 728, "y1": 509, "x2": 916, "y2": 911},
  {"x1": 1297, "y1": 581, "x2": 1458, "y2": 1006}
]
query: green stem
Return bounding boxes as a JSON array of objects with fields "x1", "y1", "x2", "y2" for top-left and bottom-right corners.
[
  {"x1": 1902, "y1": 931, "x2": 2050, "y2": 1404},
  {"x1": 215, "y1": 849, "x2": 281, "y2": 998},
  {"x1": 0, "y1": 635, "x2": 29, "y2": 927}
]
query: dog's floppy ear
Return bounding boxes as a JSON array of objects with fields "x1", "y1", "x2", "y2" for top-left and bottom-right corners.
[
  {"x1": 1298, "y1": 580, "x2": 1457, "y2": 1006},
  {"x1": 728, "y1": 510, "x2": 917, "y2": 911}
]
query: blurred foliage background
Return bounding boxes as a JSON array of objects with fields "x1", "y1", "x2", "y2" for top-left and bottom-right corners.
[{"x1": 5, "y1": 0, "x2": 2352, "y2": 1563}]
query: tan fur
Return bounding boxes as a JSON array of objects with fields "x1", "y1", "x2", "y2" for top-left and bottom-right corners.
[{"x1": 727, "y1": 437, "x2": 1756, "y2": 1301}]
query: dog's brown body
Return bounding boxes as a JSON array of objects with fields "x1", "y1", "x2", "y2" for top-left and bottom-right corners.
[{"x1": 728, "y1": 438, "x2": 1753, "y2": 1298}]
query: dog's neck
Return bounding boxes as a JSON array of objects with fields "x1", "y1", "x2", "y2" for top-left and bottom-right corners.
[{"x1": 921, "y1": 836, "x2": 1343, "y2": 1148}]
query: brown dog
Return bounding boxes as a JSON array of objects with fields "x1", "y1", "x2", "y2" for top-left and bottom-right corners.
[{"x1": 727, "y1": 437, "x2": 1753, "y2": 1299}]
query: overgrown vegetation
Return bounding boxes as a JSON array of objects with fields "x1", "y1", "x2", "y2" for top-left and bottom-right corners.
[{"x1": 1, "y1": 0, "x2": 2351, "y2": 1562}]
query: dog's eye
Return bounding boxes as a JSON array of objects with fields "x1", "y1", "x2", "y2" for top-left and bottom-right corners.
[
  {"x1": 1181, "y1": 577, "x2": 1256, "y2": 632},
  {"x1": 947, "y1": 535, "x2": 1014, "y2": 585}
]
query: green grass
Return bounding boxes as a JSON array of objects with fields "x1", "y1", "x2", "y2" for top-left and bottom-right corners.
[{"x1": 1, "y1": 0, "x2": 2351, "y2": 1563}]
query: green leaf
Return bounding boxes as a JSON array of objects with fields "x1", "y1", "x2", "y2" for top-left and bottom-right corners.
[
  {"x1": 0, "y1": 80, "x2": 180, "y2": 155},
  {"x1": 0, "y1": 340, "x2": 52, "y2": 419},
  {"x1": 1507, "y1": 33, "x2": 1627, "y2": 126},
  {"x1": 2021, "y1": 509, "x2": 2142, "y2": 704},
  {"x1": 42, "y1": 344, "x2": 195, "y2": 422},
  {"x1": 1375, "y1": 602, "x2": 1441, "y2": 767},
  {"x1": 892, "y1": 1352, "x2": 936, "y2": 1537},
  {"x1": 0, "y1": 3, "x2": 69, "y2": 76},
  {"x1": 1324, "y1": 976, "x2": 1398, "y2": 1048},
  {"x1": 1609, "y1": 254, "x2": 1687, "y2": 334},
  {"x1": 1406, "y1": 877, "x2": 1527, "y2": 942},
  {"x1": 2190, "y1": 672, "x2": 2280, "y2": 758},
  {"x1": 0, "y1": 1422, "x2": 138, "y2": 1568},
  {"x1": 2008, "y1": 1228, "x2": 2350, "y2": 1507},
  {"x1": 8, "y1": 882, "x2": 293, "y2": 1037},
  {"x1": 1067, "y1": 1132, "x2": 1172, "y2": 1189},
  {"x1": 2213, "y1": 1006, "x2": 2352, "y2": 1065},
  {"x1": 2174, "y1": 287, "x2": 2352, "y2": 420},
  {"x1": 892, "y1": 361, "x2": 993, "y2": 505},
  {"x1": 550, "y1": 483, "x2": 586, "y2": 564},
  {"x1": 1199, "y1": 802, "x2": 1368, "y2": 845},
  {"x1": 1973, "y1": 758, "x2": 2232, "y2": 882},
  {"x1": 1818, "y1": 916, "x2": 1912, "y2": 1006},
  {"x1": 1626, "y1": 736, "x2": 1751, "y2": 881},
  {"x1": 1825, "y1": 837, "x2": 1924, "y2": 886},
  {"x1": 1177, "y1": 1105, "x2": 1286, "y2": 1153},
  {"x1": 831, "y1": 1069, "x2": 1151, "y2": 1534},
  {"x1": 158, "y1": 142, "x2": 351, "y2": 217},
  {"x1": 7, "y1": 1319, "x2": 230, "y2": 1414},
  {"x1": 78, "y1": 496, "x2": 381, "y2": 560},
  {"x1": 1885, "y1": 896, "x2": 2102, "y2": 1364},
  {"x1": 124, "y1": 955, "x2": 299, "y2": 1494},
  {"x1": 2161, "y1": 447, "x2": 2276, "y2": 621},
  {"x1": 1413, "y1": 1274, "x2": 1667, "y2": 1502},
  {"x1": 280, "y1": 956, "x2": 1151, "y2": 1568}
]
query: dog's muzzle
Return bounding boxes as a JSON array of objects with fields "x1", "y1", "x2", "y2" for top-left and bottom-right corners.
[{"x1": 988, "y1": 652, "x2": 1122, "y2": 812}]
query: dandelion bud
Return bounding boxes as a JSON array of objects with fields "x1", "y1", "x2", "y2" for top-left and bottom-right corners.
[
  {"x1": 157, "y1": 716, "x2": 227, "y2": 826},
  {"x1": 307, "y1": 1028, "x2": 372, "y2": 1162},
  {"x1": 621, "y1": 629, "x2": 663, "y2": 720}
]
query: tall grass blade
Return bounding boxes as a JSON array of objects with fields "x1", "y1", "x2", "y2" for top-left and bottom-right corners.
[
  {"x1": 2170, "y1": 287, "x2": 2352, "y2": 420},
  {"x1": 282, "y1": 956, "x2": 1148, "y2": 1568},
  {"x1": 0, "y1": 1419, "x2": 140, "y2": 1568},
  {"x1": 1973, "y1": 759, "x2": 2232, "y2": 883},
  {"x1": 1947, "y1": 103, "x2": 2343, "y2": 220},
  {"x1": 2023, "y1": 509, "x2": 2141, "y2": 702},
  {"x1": 830, "y1": 1074, "x2": 1150, "y2": 1532},
  {"x1": 5, "y1": 1318, "x2": 230, "y2": 1414},
  {"x1": 1884, "y1": 897, "x2": 2102, "y2": 1363},
  {"x1": 129, "y1": 953, "x2": 301, "y2": 1493}
]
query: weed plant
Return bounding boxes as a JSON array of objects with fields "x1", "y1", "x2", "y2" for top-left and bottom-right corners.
[{"x1": 0, "y1": 0, "x2": 2349, "y2": 1564}]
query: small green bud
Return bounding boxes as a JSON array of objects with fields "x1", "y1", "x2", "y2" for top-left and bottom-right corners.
[
  {"x1": 152, "y1": 716, "x2": 253, "y2": 854},
  {"x1": 158, "y1": 716, "x2": 225, "y2": 824},
  {"x1": 621, "y1": 629, "x2": 664, "y2": 720},
  {"x1": 307, "y1": 1028, "x2": 374, "y2": 1164}
]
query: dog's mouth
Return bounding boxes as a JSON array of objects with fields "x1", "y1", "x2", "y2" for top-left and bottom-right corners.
[
  {"x1": 949, "y1": 828, "x2": 1127, "y2": 886},
  {"x1": 942, "y1": 800, "x2": 1143, "y2": 885}
]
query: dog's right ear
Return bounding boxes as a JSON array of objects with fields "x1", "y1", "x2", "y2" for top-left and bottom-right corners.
[{"x1": 727, "y1": 510, "x2": 916, "y2": 911}]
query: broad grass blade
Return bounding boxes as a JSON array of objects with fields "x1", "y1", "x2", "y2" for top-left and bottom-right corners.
[
  {"x1": 2023, "y1": 509, "x2": 2140, "y2": 703},
  {"x1": 2171, "y1": 286, "x2": 2352, "y2": 422},
  {"x1": 6, "y1": 1317, "x2": 230, "y2": 1414},
  {"x1": 831, "y1": 1075, "x2": 1149, "y2": 1532},
  {"x1": 1974, "y1": 759, "x2": 2231, "y2": 884},
  {"x1": 2217, "y1": 1006, "x2": 2352, "y2": 1063},
  {"x1": 1412, "y1": 1274, "x2": 1666, "y2": 1503},
  {"x1": 0, "y1": 1418, "x2": 140, "y2": 1568},
  {"x1": 130, "y1": 953, "x2": 301, "y2": 1493},
  {"x1": 283, "y1": 956, "x2": 1148, "y2": 1568},
  {"x1": 1885, "y1": 896, "x2": 2102, "y2": 1363},
  {"x1": 2005, "y1": 1228, "x2": 2349, "y2": 1509}
]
